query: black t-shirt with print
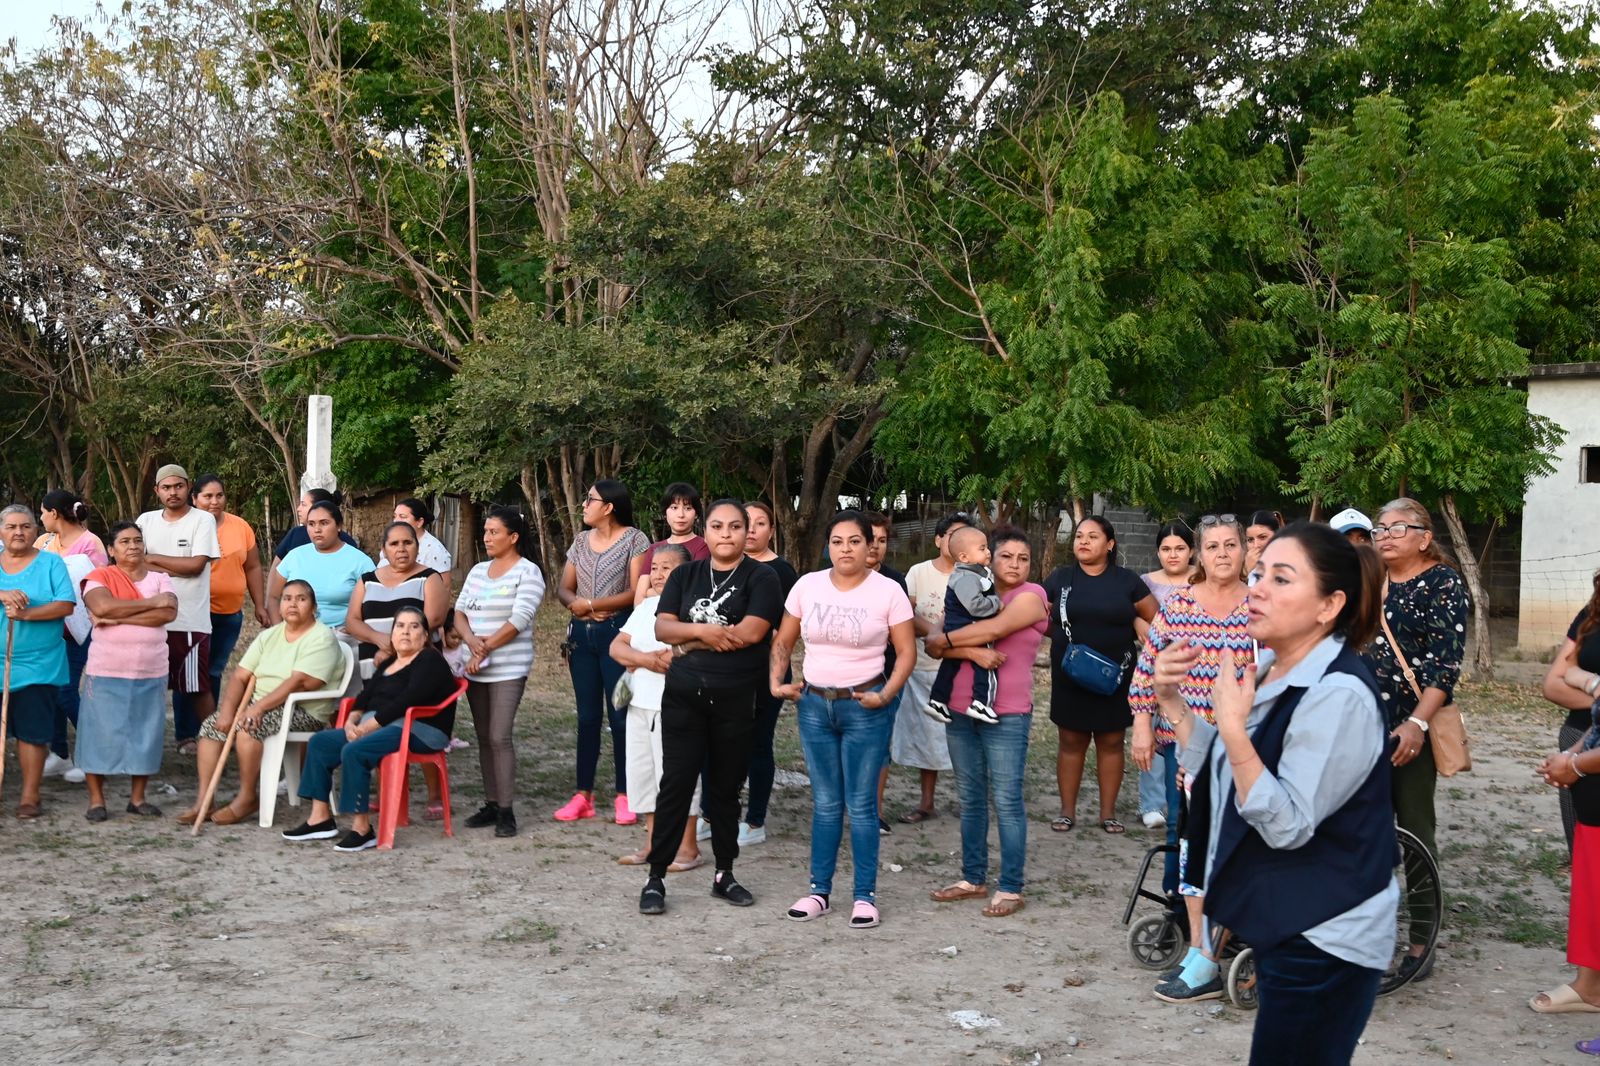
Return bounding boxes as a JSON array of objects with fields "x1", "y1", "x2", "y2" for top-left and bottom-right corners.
[{"x1": 658, "y1": 557, "x2": 783, "y2": 688}]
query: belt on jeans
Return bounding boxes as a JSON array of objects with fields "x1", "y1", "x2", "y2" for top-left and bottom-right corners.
[{"x1": 804, "y1": 680, "x2": 882, "y2": 700}]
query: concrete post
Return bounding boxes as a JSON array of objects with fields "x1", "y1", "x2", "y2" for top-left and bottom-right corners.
[{"x1": 301, "y1": 394, "x2": 336, "y2": 494}]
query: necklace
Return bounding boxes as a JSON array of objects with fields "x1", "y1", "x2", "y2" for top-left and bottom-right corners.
[{"x1": 708, "y1": 559, "x2": 744, "y2": 599}]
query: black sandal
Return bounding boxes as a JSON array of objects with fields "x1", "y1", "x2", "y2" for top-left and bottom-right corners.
[
  {"x1": 1101, "y1": 818, "x2": 1126, "y2": 834},
  {"x1": 1050, "y1": 815, "x2": 1075, "y2": 833},
  {"x1": 85, "y1": 806, "x2": 108, "y2": 823}
]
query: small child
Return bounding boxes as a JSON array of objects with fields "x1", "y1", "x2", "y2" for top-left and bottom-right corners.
[
  {"x1": 925, "y1": 526, "x2": 1003, "y2": 725},
  {"x1": 439, "y1": 609, "x2": 477, "y2": 678}
]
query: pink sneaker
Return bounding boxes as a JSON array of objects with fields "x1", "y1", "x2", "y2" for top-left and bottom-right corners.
[
  {"x1": 614, "y1": 794, "x2": 637, "y2": 826},
  {"x1": 554, "y1": 793, "x2": 596, "y2": 822}
]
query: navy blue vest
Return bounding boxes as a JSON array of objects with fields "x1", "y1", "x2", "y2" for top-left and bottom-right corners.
[{"x1": 1202, "y1": 645, "x2": 1396, "y2": 953}]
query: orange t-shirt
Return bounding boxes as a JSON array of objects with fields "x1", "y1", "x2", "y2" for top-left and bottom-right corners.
[{"x1": 210, "y1": 512, "x2": 258, "y2": 615}]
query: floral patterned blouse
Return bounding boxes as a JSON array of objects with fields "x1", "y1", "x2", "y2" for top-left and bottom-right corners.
[{"x1": 1362, "y1": 565, "x2": 1470, "y2": 730}]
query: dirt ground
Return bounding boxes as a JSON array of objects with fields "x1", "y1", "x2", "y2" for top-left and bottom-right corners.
[{"x1": 0, "y1": 620, "x2": 1588, "y2": 1065}]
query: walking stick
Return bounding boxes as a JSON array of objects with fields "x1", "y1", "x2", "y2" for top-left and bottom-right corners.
[
  {"x1": 192, "y1": 679, "x2": 256, "y2": 837},
  {"x1": 0, "y1": 617, "x2": 14, "y2": 815}
]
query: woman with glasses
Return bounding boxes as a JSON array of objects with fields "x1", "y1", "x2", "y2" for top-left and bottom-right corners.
[
  {"x1": 1043, "y1": 515, "x2": 1157, "y2": 834},
  {"x1": 1362, "y1": 498, "x2": 1468, "y2": 985},
  {"x1": 554, "y1": 481, "x2": 651, "y2": 825},
  {"x1": 1129, "y1": 513, "x2": 1253, "y2": 1001}
]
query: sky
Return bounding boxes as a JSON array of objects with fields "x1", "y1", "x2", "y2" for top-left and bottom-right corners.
[{"x1": 0, "y1": 0, "x2": 103, "y2": 60}]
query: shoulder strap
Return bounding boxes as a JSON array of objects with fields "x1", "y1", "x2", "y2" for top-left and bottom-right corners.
[
  {"x1": 1056, "y1": 566, "x2": 1076, "y2": 638},
  {"x1": 1377, "y1": 578, "x2": 1424, "y2": 702}
]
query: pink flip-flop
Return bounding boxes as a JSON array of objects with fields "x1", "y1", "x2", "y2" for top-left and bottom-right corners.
[
  {"x1": 786, "y1": 894, "x2": 831, "y2": 922},
  {"x1": 849, "y1": 900, "x2": 880, "y2": 929}
]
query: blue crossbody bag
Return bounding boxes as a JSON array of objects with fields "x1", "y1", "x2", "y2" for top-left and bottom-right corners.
[{"x1": 1056, "y1": 570, "x2": 1131, "y2": 696}]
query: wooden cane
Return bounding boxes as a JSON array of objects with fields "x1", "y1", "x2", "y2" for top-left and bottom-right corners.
[
  {"x1": 191, "y1": 679, "x2": 256, "y2": 837},
  {"x1": 0, "y1": 618, "x2": 14, "y2": 815}
]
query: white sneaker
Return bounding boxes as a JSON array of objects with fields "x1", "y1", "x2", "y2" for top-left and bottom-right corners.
[
  {"x1": 43, "y1": 754, "x2": 73, "y2": 778},
  {"x1": 696, "y1": 819, "x2": 712, "y2": 841},
  {"x1": 63, "y1": 766, "x2": 86, "y2": 784},
  {"x1": 738, "y1": 822, "x2": 766, "y2": 846},
  {"x1": 1141, "y1": 810, "x2": 1167, "y2": 829}
]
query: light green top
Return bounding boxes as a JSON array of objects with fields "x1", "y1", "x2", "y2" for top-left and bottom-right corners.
[{"x1": 238, "y1": 621, "x2": 346, "y2": 723}]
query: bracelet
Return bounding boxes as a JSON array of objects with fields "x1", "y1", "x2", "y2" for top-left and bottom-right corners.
[
  {"x1": 1588, "y1": 676, "x2": 1600, "y2": 697},
  {"x1": 1573, "y1": 753, "x2": 1587, "y2": 779},
  {"x1": 1406, "y1": 715, "x2": 1429, "y2": 733},
  {"x1": 944, "y1": 634, "x2": 954, "y2": 649}
]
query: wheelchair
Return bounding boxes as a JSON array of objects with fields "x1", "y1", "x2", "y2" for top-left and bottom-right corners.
[{"x1": 1123, "y1": 826, "x2": 1442, "y2": 1007}]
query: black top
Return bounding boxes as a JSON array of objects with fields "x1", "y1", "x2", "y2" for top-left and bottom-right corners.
[
  {"x1": 1363, "y1": 565, "x2": 1470, "y2": 730},
  {"x1": 273, "y1": 525, "x2": 360, "y2": 561},
  {"x1": 659, "y1": 556, "x2": 783, "y2": 688},
  {"x1": 354, "y1": 647, "x2": 459, "y2": 733},
  {"x1": 758, "y1": 556, "x2": 800, "y2": 599},
  {"x1": 1567, "y1": 609, "x2": 1600, "y2": 731},
  {"x1": 1043, "y1": 563, "x2": 1149, "y2": 665}
]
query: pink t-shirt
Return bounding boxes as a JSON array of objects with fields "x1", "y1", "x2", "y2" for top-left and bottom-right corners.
[
  {"x1": 784, "y1": 569, "x2": 913, "y2": 687},
  {"x1": 949, "y1": 582, "x2": 1048, "y2": 716},
  {"x1": 84, "y1": 571, "x2": 175, "y2": 680}
]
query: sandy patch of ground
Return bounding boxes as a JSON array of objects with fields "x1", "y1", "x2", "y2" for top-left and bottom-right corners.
[{"x1": 0, "y1": 627, "x2": 1585, "y2": 1064}]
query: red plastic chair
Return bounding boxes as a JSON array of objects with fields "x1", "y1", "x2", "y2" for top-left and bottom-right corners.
[{"x1": 334, "y1": 679, "x2": 468, "y2": 850}]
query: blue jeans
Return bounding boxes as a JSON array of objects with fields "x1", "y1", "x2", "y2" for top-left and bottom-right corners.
[
  {"x1": 298, "y1": 719, "x2": 449, "y2": 815},
  {"x1": 797, "y1": 686, "x2": 895, "y2": 902},
  {"x1": 1250, "y1": 935, "x2": 1381, "y2": 1065},
  {"x1": 568, "y1": 615, "x2": 628, "y2": 793},
  {"x1": 172, "y1": 611, "x2": 241, "y2": 741},
  {"x1": 744, "y1": 671, "x2": 788, "y2": 827},
  {"x1": 51, "y1": 632, "x2": 90, "y2": 759},
  {"x1": 946, "y1": 712, "x2": 1031, "y2": 893}
]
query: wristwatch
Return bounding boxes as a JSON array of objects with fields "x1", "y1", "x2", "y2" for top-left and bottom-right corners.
[{"x1": 1406, "y1": 715, "x2": 1429, "y2": 733}]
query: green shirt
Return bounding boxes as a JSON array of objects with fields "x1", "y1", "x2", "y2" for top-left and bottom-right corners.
[{"x1": 239, "y1": 622, "x2": 346, "y2": 724}]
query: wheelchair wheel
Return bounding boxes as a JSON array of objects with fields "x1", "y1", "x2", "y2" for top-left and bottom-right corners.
[
  {"x1": 1380, "y1": 826, "x2": 1442, "y2": 996},
  {"x1": 1128, "y1": 912, "x2": 1187, "y2": 971},
  {"x1": 1226, "y1": 948, "x2": 1259, "y2": 1010}
]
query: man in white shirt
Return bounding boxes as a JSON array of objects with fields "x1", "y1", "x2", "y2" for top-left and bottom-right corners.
[{"x1": 137, "y1": 464, "x2": 222, "y2": 753}]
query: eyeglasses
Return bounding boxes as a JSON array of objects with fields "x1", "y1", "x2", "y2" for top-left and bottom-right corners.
[
  {"x1": 583, "y1": 494, "x2": 603, "y2": 505},
  {"x1": 1371, "y1": 523, "x2": 1426, "y2": 539},
  {"x1": 1198, "y1": 513, "x2": 1237, "y2": 528}
]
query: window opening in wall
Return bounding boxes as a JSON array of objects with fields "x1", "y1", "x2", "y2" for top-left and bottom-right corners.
[{"x1": 1583, "y1": 447, "x2": 1600, "y2": 484}]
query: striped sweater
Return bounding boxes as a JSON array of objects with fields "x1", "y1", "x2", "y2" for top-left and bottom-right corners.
[{"x1": 1127, "y1": 585, "x2": 1253, "y2": 743}]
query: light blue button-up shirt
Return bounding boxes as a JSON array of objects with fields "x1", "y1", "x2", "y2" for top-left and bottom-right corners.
[{"x1": 1179, "y1": 635, "x2": 1399, "y2": 970}]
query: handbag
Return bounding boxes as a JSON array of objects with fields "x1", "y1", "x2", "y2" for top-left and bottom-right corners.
[
  {"x1": 1056, "y1": 574, "x2": 1132, "y2": 697},
  {"x1": 1378, "y1": 580, "x2": 1471, "y2": 776}
]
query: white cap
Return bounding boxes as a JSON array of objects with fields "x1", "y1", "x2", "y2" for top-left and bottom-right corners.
[{"x1": 1329, "y1": 507, "x2": 1372, "y2": 534}]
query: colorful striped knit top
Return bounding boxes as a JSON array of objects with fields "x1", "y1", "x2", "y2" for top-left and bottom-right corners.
[{"x1": 1128, "y1": 585, "x2": 1252, "y2": 743}]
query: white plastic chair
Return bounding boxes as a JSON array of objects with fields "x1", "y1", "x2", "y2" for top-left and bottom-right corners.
[{"x1": 257, "y1": 643, "x2": 357, "y2": 828}]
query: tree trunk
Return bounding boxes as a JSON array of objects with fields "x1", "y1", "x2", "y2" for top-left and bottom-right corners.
[
  {"x1": 520, "y1": 460, "x2": 559, "y2": 581},
  {"x1": 1439, "y1": 495, "x2": 1494, "y2": 681}
]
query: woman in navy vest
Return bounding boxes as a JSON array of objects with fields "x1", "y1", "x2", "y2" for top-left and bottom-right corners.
[{"x1": 1151, "y1": 522, "x2": 1396, "y2": 1066}]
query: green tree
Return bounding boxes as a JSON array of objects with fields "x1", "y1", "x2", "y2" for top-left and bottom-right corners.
[{"x1": 1258, "y1": 81, "x2": 1580, "y2": 675}]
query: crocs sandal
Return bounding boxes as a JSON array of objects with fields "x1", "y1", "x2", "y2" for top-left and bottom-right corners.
[
  {"x1": 849, "y1": 900, "x2": 881, "y2": 929},
  {"x1": 787, "y1": 894, "x2": 831, "y2": 922}
]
